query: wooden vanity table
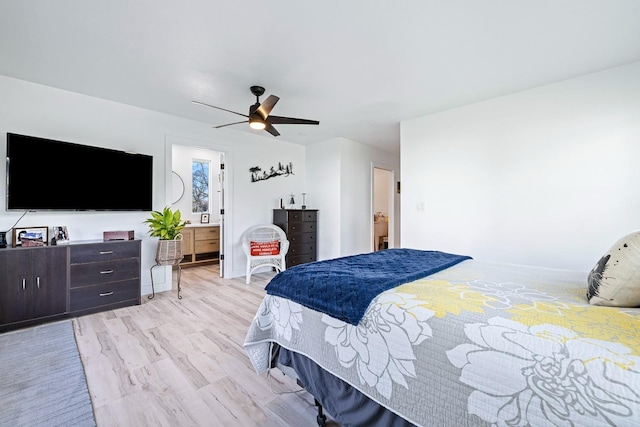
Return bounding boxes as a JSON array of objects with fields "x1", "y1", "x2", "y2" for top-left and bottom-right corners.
[{"x1": 179, "y1": 225, "x2": 220, "y2": 267}]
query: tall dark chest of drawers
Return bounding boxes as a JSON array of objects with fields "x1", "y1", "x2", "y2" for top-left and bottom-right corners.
[{"x1": 273, "y1": 209, "x2": 318, "y2": 267}]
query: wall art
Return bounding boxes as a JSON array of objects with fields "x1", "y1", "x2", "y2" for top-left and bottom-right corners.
[{"x1": 250, "y1": 162, "x2": 293, "y2": 182}]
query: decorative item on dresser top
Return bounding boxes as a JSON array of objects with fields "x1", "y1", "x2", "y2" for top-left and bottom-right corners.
[
  {"x1": 273, "y1": 209, "x2": 317, "y2": 267},
  {"x1": 13, "y1": 226, "x2": 48, "y2": 247},
  {"x1": 103, "y1": 230, "x2": 135, "y2": 241},
  {"x1": 144, "y1": 207, "x2": 187, "y2": 299},
  {"x1": 51, "y1": 226, "x2": 70, "y2": 245}
]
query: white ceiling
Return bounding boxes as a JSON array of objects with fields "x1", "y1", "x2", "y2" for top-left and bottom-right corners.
[{"x1": 1, "y1": 1, "x2": 639, "y2": 153}]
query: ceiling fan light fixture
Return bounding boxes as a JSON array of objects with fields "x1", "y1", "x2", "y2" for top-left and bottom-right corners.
[
  {"x1": 249, "y1": 118, "x2": 266, "y2": 130},
  {"x1": 194, "y1": 86, "x2": 318, "y2": 137}
]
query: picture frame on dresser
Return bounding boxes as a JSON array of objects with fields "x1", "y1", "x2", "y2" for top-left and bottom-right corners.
[
  {"x1": 13, "y1": 226, "x2": 48, "y2": 247},
  {"x1": 52, "y1": 226, "x2": 70, "y2": 245}
]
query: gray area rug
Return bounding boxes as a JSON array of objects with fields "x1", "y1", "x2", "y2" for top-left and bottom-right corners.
[{"x1": 0, "y1": 320, "x2": 96, "y2": 426}]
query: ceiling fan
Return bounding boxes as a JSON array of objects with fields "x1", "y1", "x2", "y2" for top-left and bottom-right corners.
[{"x1": 192, "y1": 86, "x2": 319, "y2": 137}]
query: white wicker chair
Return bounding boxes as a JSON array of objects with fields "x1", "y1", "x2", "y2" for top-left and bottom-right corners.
[{"x1": 241, "y1": 224, "x2": 289, "y2": 284}]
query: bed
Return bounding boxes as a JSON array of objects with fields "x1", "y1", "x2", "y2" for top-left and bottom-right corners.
[{"x1": 244, "y1": 247, "x2": 640, "y2": 426}]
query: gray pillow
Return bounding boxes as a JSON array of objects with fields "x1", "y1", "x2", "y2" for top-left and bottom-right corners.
[{"x1": 587, "y1": 231, "x2": 640, "y2": 307}]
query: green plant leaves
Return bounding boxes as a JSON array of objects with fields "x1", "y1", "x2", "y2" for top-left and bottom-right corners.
[{"x1": 144, "y1": 206, "x2": 187, "y2": 240}]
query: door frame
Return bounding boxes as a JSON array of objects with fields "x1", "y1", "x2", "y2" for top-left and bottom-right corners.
[
  {"x1": 371, "y1": 162, "x2": 397, "y2": 251},
  {"x1": 165, "y1": 135, "x2": 232, "y2": 278}
]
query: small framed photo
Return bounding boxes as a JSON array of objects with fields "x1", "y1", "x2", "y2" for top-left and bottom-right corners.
[
  {"x1": 13, "y1": 226, "x2": 48, "y2": 248},
  {"x1": 52, "y1": 226, "x2": 70, "y2": 245},
  {"x1": 200, "y1": 213, "x2": 210, "y2": 224}
]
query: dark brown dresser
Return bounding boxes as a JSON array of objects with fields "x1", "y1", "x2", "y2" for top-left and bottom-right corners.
[
  {"x1": 273, "y1": 209, "x2": 318, "y2": 267},
  {"x1": 0, "y1": 239, "x2": 141, "y2": 332}
]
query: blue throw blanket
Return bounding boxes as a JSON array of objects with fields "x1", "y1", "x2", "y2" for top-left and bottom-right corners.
[{"x1": 265, "y1": 248, "x2": 471, "y2": 325}]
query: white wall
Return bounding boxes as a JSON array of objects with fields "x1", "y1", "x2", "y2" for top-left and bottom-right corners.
[
  {"x1": 0, "y1": 75, "x2": 306, "y2": 295},
  {"x1": 223, "y1": 138, "x2": 305, "y2": 276},
  {"x1": 306, "y1": 139, "x2": 342, "y2": 260},
  {"x1": 307, "y1": 137, "x2": 400, "y2": 259},
  {"x1": 401, "y1": 61, "x2": 640, "y2": 272}
]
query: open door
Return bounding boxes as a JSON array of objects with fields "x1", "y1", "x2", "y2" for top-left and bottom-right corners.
[
  {"x1": 170, "y1": 141, "x2": 228, "y2": 278},
  {"x1": 372, "y1": 166, "x2": 395, "y2": 251},
  {"x1": 218, "y1": 152, "x2": 225, "y2": 278}
]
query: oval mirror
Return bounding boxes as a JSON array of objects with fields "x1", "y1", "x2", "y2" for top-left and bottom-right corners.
[{"x1": 172, "y1": 171, "x2": 185, "y2": 204}]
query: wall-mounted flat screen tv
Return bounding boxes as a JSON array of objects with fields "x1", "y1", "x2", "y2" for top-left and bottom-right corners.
[{"x1": 6, "y1": 133, "x2": 153, "y2": 211}]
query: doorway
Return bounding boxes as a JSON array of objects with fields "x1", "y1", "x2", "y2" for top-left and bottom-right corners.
[
  {"x1": 171, "y1": 143, "x2": 228, "y2": 277},
  {"x1": 372, "y1": 166, "x2": 395, "y2": 251}
]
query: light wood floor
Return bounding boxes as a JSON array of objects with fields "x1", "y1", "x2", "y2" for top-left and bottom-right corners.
[{"x1": 73, "y1": 265, "x2": 338, "y2": 426}]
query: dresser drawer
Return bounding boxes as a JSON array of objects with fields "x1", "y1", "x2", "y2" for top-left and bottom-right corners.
[
  {"x1": 287, "y1": 232, "x2": 316, "y2": 245},
  {"x1": 300, "y1": 210, "x2": 317, "y2": 222},
  {"x1": 288, "y1": 243, "x2": 316, "y2": 257},
  {"x1": 195, "y1": 226, "x2": 220, "y2": 240},
  {"x1": 287, "y1": 253, "x2": 317, "y2": 267},
  {"x1": 70, "y1": 258, "x2": 140, "y2": 288},
  {"x1": 283, "y1": 222, "x2": 316, "y2": 234},
  {"x1": 274, "y1": 209, "x2": 317, "y2": 222},
  {"x1": 194, "y1": 239, "x2": 220, "y2": 253},
  {"x1": 70, "y1": 279, "x2": 140, "y2": 311},
  {"x1": 70, "y1": 241, "x2": 140, "y2": 264}
]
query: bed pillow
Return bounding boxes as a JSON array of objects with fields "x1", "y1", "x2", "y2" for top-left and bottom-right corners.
[
  {"x1": 250, "y1": 240, "x2": 280, "y2": 256},
  {"x1": 587, "y1": 230, "x2": 640, "y2": 307}
]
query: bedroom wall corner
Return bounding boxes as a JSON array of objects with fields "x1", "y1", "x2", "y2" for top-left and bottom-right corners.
[
  {"x1": 306, "y1": 137, "x2": 399, "y2": 259},
  {"x1": 306, "y1": 139, "x2": 342, "y2": 261},
  {"x1": 400, "y1": 61, "x2": 640, "y2": 271}
]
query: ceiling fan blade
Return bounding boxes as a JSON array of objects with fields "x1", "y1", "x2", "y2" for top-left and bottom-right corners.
[
  {"x1": 265, "y1": 123, "x2": 280, "y2": 137},
  {"x1": 214, "y1": 120, "x2": 248, "y2": 129},
  {"x1": 266, "y1": 115, "x2": 320, "y2": 126},
  {"x1": 192, "y1": 100, "x2": 249, "y2": 119},
  {"x1": 255, "y1": 95, "x2": 279, "y2": 120}
]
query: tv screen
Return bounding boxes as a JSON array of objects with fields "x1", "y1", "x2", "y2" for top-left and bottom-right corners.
[{"x1": 6, "y1": 133, "x2": 153, "y2": 211}]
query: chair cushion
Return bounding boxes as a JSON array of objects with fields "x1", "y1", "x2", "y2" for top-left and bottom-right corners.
[
  {"x1": 587, "y1": 230, "x2": 640, "y2": 307},
  {"x1": 250, "y1": 240, "x2": 280, "y2": 256}
]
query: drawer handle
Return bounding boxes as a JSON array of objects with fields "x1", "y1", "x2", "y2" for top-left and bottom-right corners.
[
  {"x1": 99, "y1": 251, "x2": 114, "y2": 255},
  {"x1": 100, "y1": 270, "x2": 114, "y2": 274},
  {"x1": 37, "y1": 277, "x2": 40, "y2": 289},
  {"x1": 99, "y1": 291, "x2": 114, "y2": 297},
  {"x1": 22, "y1": 278, "x2": 26, "y2": 291}
]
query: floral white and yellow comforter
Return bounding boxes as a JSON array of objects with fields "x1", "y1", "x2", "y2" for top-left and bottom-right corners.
[{"x1": 244, "y1": 259, "x2": 640, "y2": 426}]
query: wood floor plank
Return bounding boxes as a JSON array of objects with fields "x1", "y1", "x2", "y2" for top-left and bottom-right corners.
[{"x1": 73, "y1": 264, "x2": 337, "y2": 426}]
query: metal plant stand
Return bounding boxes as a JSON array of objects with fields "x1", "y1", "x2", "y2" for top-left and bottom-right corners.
[
  {"x1": 148, "y1": 238, "x2": 184, "y2": 299},
  {"x1": 149, "y1": 261, "x2": 183, "y2": 299}
]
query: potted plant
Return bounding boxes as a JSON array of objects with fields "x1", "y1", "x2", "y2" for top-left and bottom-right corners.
[{"x1": 144, "y1": 206, "x2": 187, "y2": 266}]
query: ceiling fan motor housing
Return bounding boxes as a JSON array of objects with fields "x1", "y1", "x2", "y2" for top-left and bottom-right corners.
[{"x1": 250, "y1": 85, "x2": 265, "y2": 97}]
